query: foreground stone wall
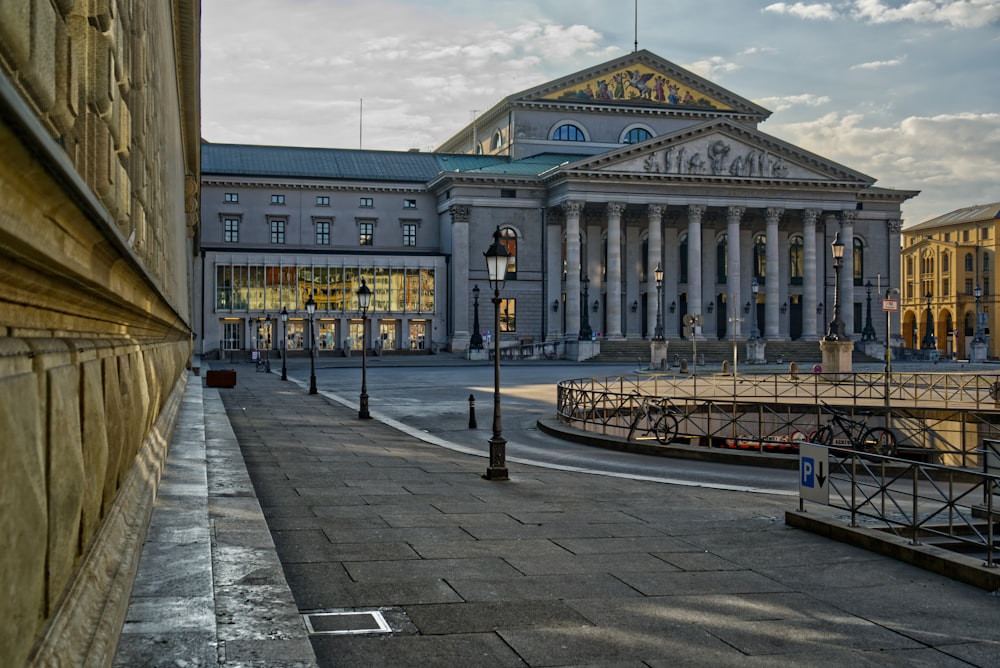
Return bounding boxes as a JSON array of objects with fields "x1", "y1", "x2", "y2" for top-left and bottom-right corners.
[{"x1": 0, "y1": 2, "x2": 200, "y2": 665}]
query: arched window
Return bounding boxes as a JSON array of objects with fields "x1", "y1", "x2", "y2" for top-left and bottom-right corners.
[
  {"x1": 552, "y1": 123, "x2": 586, "y2": 141},
  {"x1": 853, "y1": 238, "x2": 864, "y2": 285},
  {"x1": 491, "y1": 130, "x2": 503, "y2": 151},
  {"x1": 500, "y1": 226, "x2": 518, "y2": 279},
  {"x1": 789, "y1": 234, "x2": 803, "y2": 285},
  {"x1": 753, "y1": 233, "x2": 767, "y2": 283},
  {"x1": 966, "y1": 253, "x2": 974, "y2": 271},
  {"x1": 942, "y1": 252, "x2": 950, "y2": 273},
  {"x1": 622, "y1": 127, "x2": 652, "y2": 144},
  {"x1": 906, "y1": 257, "x2": 913, "y2": 276},
  {"x1": 679, "y1": 233, "x2": 688, "y2": 284},
  {"x1": 716, "y1": 234, "x2": 727, "y2": 284}
]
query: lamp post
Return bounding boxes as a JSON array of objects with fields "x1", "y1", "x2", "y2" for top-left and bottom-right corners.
[
  {"x1": 749, "y1": 277, "x2": 760, "y2": 340},
  {"x1": 356, "y1": 278, "x2": 372, "y2": 419},
  {"x1": 306, "y1": 294, "x2": 317, "y2": 394},
  {"x1": 265, "y1": 314, "x2": 272, "y2": 372},
  {"x1": 861, "y1": 281, "x2": 877, "y2": 341},
  {"x1": 579, "y1": 275, "x2": 593, "y2": 340},
  {"x1": 280, "y1": 306, "x2": 288, "y2": 380},
  {"x1": 922, "y1": 291, "x2": 935, "y2": 350},
  {"x1": 825, "y1": 233, "x2": 845, "y2": 341},
  {"x1": 470, "y1": 285, "x2": 483, "y2": 349},
  {"x1": 653, "y1": 262, "x2": 664, "y2": 341},
  {"x1": 484, "y1": 227, "x2": 509, "y2": 481},
  {"x1": 974, "y1": 284, "x2": 985, "y2": 343}
]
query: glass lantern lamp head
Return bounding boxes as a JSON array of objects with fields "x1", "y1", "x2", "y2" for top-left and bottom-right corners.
[
  {"x1": 357, "y1": 277, "x2": 372, "y2": 315},
  {"x1": 654, "y1": 262, "x2": 663, "y2": 289},
  {"x1": 975, "y1": 284, "x2": 982, "y2": 299},
  {"x1": 831, "y1": 232, "x2": 844, "y2": 262},
  {"x1": 751, "y1": 277, "x2": 758, "y2": 296},
  {"x1": 484, "y1": 226, "x2": 509, "y2": 291},
  {"x1": 305, "y1": 294, "x2": 316, "y2": 316},
  {"x1": 280, "y1": 306, "x2": 288, "y2": 323}
]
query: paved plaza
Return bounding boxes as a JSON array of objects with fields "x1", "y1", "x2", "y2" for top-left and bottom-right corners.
[{"x1": 114, "y1": 357, "x2": 1000, "y2": 667}]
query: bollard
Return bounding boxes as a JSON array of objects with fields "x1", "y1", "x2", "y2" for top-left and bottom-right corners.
[
  {"x1": 721, "y1": 360, "x2": 730, "y2": 374},
  {"x1": 468, "y1": 394, "x2": 477, "y2": 429},
  {"x1": 789, "y1": 361, "x2": 799, "y2": 379},
  {"x1": 680, "y1": 359, "x2": 688, "y2": 374}
]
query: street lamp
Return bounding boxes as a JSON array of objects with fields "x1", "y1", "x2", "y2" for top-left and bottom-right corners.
[
  {"x1": 356, "y1": 278, "x2": 372, "y2": 419},
  {"x1": 825, "y1": 232, "x2": 845, "y2": 341},
  {"x1": 974, "y1": 284, "x2": 985, "y2": 343},
  {"x1": 484, "y1": 226, "x2": 509, "y2": 481},
  {"x1": 580, "y1": 275, "x2": 593, "y2": 340},
  {"x1": 280, "y1": 306, "x2": 288, "y2": 381},
  {"x1": 749, "y1": 277, "x2": 760, "y2": 340},
  {"x1": 861, "y1": 281, "x2": 877, "y2": 341},
  {"x1": 470, "y1": 286, "x2": 483, "y2": 349},
  {"x1": 922, "y1": 291, "x2": 935, "y2": 350},
  {"x1": 653, "y1": 262, "x2": 664, "y2": 340},
  {"x1": 305, "y1": 294, "x2": 317, "y2": 394}
]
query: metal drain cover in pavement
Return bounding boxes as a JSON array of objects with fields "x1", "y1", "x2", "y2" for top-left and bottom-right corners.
[{"x1": 303, "y1": 610, "x2": 392, "y2": 636}]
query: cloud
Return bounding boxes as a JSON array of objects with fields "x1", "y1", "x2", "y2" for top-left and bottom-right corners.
[
  {"x1": 754, "y1": 94, "x2": 832, "y2": 112},
  {"x1": 850, "y1": 56, "x2": 907, "y2": 70},
  {"x1": 851, "y1": 0, "x2": 1000, "y2": 29},
  {"x1": 762, "y1": 2, "x2": 839, "y2": 20},
  {"x1": 768, "y1": 111, "x2": 1000, "y2": 223},
  {"x1": 738, "y1": 46, "x2": 779, "y2": 56},
  {"x1": 683, "y1": 56, "x2": 740, "y2": 79}
]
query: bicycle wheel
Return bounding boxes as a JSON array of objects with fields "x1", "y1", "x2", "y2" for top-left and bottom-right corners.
[
  {"x1": 860, "y1": 428, "x2": 896, "y2": 456},
  {"x1": 813, "y1": 425, "x2": 834, "y2": 445},
  {"x1": 654, "y1": 412, "x2": 679, "y2": 445}
]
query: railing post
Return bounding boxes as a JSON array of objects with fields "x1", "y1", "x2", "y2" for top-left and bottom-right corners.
[
  {"x1": 986, "y1": 488, "x2": 995, "y2": 568},
  {"x1": 911, "y1": 465, "x2": 920, "y2": 545}
]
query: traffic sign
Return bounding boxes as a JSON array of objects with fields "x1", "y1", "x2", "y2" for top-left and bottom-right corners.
[
  {"x1": 882, "y1": 299, "x2": 898, "y2": 312},
  {"x1": 799, "y1": 442, "x2": 829, "y2": 504}
]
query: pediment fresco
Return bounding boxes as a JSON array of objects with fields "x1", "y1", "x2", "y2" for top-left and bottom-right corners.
[{"x1": 540, "y1": 63, "x2": 733, "y2": 111}]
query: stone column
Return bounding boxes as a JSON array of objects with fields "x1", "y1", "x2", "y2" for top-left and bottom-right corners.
[
  {"x1": 764, "y1": 207, "x2": 783, "y2": 339},
  {"x1": 840, "y1": 210, "x2": 857, "y2": 338},
  {"x1": 449, "y1": 205, "x2": 471, "y2": 352},
  {"x1": 646, "y1": 204, "x2": 664, "y2": 338},
  {"x1": 606, "y1": 202, "x2": 625, "y2": 339},
  {"x1": 546, "y1": 212, "x2": 563, "y2": 340},
  {"x1": 687, "y1": 204, "x2": 706, "y2": 335},
  {"x1": 727, "y1": 206, "x2": 745, "y2": 338},
  {"x1": 802, "y1": 209, "x2": 820, "y2": 339},
  {"x1": 886, "y1": 218, "x2": 902, "y2": 347},
  {"x1": 563, "y1": 201, "x2": 583, "y2": 340}
]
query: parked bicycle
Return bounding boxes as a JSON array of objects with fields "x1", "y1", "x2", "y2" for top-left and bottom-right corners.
[
  {"x1": 627, "y1": 396, "x2": 679, "y2": 445},
  {"x1": 812, "y1": 401, "x2": 897, "y2": 456}
]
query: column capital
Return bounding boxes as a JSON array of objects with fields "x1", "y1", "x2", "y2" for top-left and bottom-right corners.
[
  {"x1": 607, "y1": 201, "x2": 626, "y2": 217},
  {"x1": 647, "y1": 203, "x2": 665, "y2": 220},
  {"x1": 687, "y1": 204, "x2": 706, "y2": 224},
  {"x1": 802, "y1": 208, "x2": 821, "y2": 226},
  {"x1": 765, "y1": 207, "x2": 784, "y2": 224},
  {"x1": 561, "y1": 200, "x2": 584, "y2": 217},
  {"x1": 887, "y1": 218, "x2": 902, "y2": 232},
  {"x1": 727, "y1": 206, "x2": 745, "y2": 224},
  {"x1": 449, "y1": 205, "x2": 472, "y2": 223},
  {"x1": 840, "y1": 209, "x2": 857, "y2": 226}
]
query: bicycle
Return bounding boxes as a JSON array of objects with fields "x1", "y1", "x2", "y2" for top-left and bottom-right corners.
[
  {"x1": 812, "y1": 401, "x2": 897, "y2": 456},
  {"x1": 627, "y1": 396, "x2": 679, "y2": 445}
]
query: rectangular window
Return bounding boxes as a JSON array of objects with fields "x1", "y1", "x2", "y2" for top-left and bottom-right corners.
[
  {"x1": 316, "y1": 221, "x2": 330, "y2": 245},
  {"x1": 966, "y1": 278, "x2": 973, "y2": 294},
  {"x1": 359, "y1": 221, "x2": 373, "y2": 245},
  {"x1": 403, "y1": 199, "x2": 417, "y2": 209},
  {"x1": 964, "y1": 230, "x2": 970, "y2": 241},
  {"x1": 360, "y1": 197, "x2": 374, "y2": 208},
  {"x1": 499, "y1": 298, "x2": 516, "y2": 332},
  {"x1": 223, "y1": 218, "x2": 239, "y2": 243},
  {"x1": 224, "y1": 192, "x2": 238, "y2": 203},
  {"x1": 271, "y1": 220, "x2": 285, "y2": 244},
  {"x1": 271, "y1": 194, "x2": 285, "y2": 204},
  {"x1": 501, "y1": 189, "x2": 516, "y2": 198},
  {"x1": 983, "y1": 227, "x2": 990, "y2": 240},
  {"x1": 316, "y1": 195, "x2": 330, "y2": 206},
  {"x1": 403, "y1": 223, "x2": 416, "y2": 247},
  {"x1": 944, "y1": 232, "x2": 950, "y2": 242},
  {"x1": 222, "y1": 321, "x2": 242, "y2": 350},
  {"x1": 943, "y1": 278, "x2": 950, "y2": 296}
]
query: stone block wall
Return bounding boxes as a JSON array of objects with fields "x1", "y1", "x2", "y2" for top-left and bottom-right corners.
[{"x1": 0, "y1": 1, "x2": 200, "y2": 665}]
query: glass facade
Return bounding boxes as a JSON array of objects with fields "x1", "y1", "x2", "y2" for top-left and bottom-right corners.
[{"x1": 215, "y1": 261, "x2": 435, "y2": 314}]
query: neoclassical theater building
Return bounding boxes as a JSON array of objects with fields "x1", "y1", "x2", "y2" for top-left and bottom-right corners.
[{"x1": 197, "y1": 50, "x2": 916, "y2": 358}]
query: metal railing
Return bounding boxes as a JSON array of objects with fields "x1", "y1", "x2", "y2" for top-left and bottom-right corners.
[{"x1": 813, "y1": 447, "x2": 998, "y2": 567}]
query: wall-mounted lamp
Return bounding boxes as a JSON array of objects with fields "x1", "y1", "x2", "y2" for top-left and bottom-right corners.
[
  {"x1": 743, "y1": 302, "x2": 751, "y2": 314},
  {"x1": 816, "y1": 302, "x2": 823, "y2": 314},
  {"x1": 669, "y1": 301, "x2": 676, "y2": 313},
  {"x1": 780, "y1": 302, "x2": 788, "y2": 314},
  {"x1": 592, "y1": 300, "x2": 600, "y2": 312},
  {"x1": 631, "y1": 300, "x2": 638, "y2": 313},
  {"x1": 552, "y1": 299, "x2": 559, "y2": 312},
  {"x1": 707, "y1": 301, "x2": 714, "y2": 313}
]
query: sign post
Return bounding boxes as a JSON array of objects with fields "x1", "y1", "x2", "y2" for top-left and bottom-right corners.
[{"x1": 799, "y1": 442, "x2": 829, "y2": 506}]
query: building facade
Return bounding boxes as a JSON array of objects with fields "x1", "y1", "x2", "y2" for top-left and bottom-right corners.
[
  {"x1": 197, "y1": 50, "x2": 916, "y2": 359},
  {"x1": 900, "y1": 203, "x2": 1000, "y2": 359},
  {"x1": 0, "y1": 3, "x2": 199, "y2": 664}
]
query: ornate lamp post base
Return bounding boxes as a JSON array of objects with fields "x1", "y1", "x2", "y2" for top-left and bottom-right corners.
[{"x1": 819, "y1": 339, "x2": 854, "y2": 374}]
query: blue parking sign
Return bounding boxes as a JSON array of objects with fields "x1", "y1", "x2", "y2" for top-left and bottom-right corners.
[
  {"x1": 801, "y1": 456, "x2": 815, "y2": 487},
  {"x1": 798, "y1": 443, "x2": 829, "y2": 504}
]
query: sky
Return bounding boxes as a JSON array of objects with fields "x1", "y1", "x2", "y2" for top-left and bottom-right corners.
[{"x1": 201, "y1": 0, "x2": 1000, "y2": 227}]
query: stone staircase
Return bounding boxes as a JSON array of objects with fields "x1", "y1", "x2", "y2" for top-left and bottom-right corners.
[{"x1": 587, "y1": 338, "x2": 881, "y2": 365}]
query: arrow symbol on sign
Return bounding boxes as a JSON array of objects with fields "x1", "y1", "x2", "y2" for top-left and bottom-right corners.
[{"x1": 816, "y1": 461, "x2": 826, "y2": 488}]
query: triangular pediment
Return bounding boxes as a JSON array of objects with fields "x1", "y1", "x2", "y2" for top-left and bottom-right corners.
[
  {"x1": 560, "y1": 120, "x2": 875, "y2": 184},
  {"x1": 513, "y1": 50, "x2": 769, "y2": 120}
]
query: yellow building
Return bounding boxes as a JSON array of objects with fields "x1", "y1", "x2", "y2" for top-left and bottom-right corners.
[{"x1": 901, "y1": 203, "x2": 1000, "y2": 358}]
